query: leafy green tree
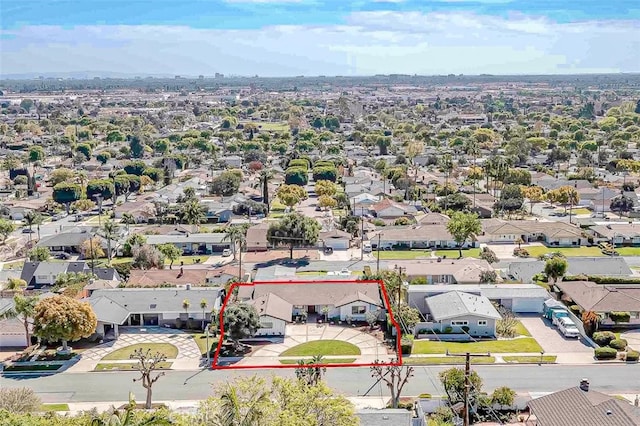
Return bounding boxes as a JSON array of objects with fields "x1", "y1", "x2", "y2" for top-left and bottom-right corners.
[
  {"x1": 544, "y1": 257, "x2": 568, "y2": 284},
  {"x1": 0, "y1": 218, "x2": 16, "y2": 243},
  {"x1": 28, "y1": 146, "x2": 44, "y2": 163},
  {"x1": 223, "y1": 303, "x2": 260, "y2": 349},
  {"x1": 123, "y1": 233, "x2": 147, "y2": 256},
  {"x1": 124, "y1": 160, "x2": 146, "y2": 176},
  {"x1": 129, "y1": 135, "x2": 146, "y2": 158},
  {"x1": 100, "y1": 220, "x2": 120, "y2": 263},
  {"x1": 95, "y1": 151, "x2": 111, "y2": 164},
  {"x1": 0, "y1": 294, "x2": 38, "y2": 347},
  {"x1": 446, "y1": 212, "x2": 481, "y2": 258},
  {"x1": 494, "y1": 184, "x2": 524, "y2": 214},
  {"x1": 211, "y1": 170, "x2": 242, "y2": 196},
  {"x1": 157, "y1": 243, "x2": 181, "y2": 269},
  {"x1": 53, "y1": 183, "x2": 82, "y2": 208},
  {"x1": 50, "y1": 167, "x2": 75, "y2": 185},
  {"x1": 53, "y1": 272, "x2": 94, "y2": 298},
  {"x1": 276, "y1": 184, "x2": 307, "y2": 208},
  {"x1": 86, "y1": 179, "x2": 115, "y2": 201},
  {"x1": 315, "y1": 180, "x2": 337, "y2": 197},
  {"x1": 491, "y1": 386, "x2": 516, "y2": 409},
  {"x1": 75, "y1": 143, "x2": 92, "y2": 160},
  {"x1": 267, "y1": 213, "x2": 321, "y2": 259},
  {"x1": 295, "y1": 355, "x2": 327, "y2": 386},
  {"x1": 33, "y1": 295, "x2": 97, "y2": 352},
  {"x1": 439, "y1": 367, "x2": 483, "y2": 406},
  {"x1": 312, "y1": 166, "x2": 338, "y2": 182},
  {"x1": 284, "y1": 167, "x2": 308, "y2": 186},
  {"x1": 27, "y1": 246, "x2": 50, "y2": 261},
  {"x1": 132, "y1": 244, "x2": 165, "y2": 270}
]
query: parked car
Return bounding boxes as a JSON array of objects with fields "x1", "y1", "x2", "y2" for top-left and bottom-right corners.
[
  {"x1": 551, "y1": 309, "x2": 570, "y2": 327},
  {"x1": 222, "y1": 248, "x2": 232, "y2": 257},
  {"x1": 363, "y1": 242, "x2": 372, "y2": 253},
  {"x1": 557, "y1": 317, "x2": 580, "y2": 338},
  {"x1": 21, "y1": 228, "x2": 35, "y2": 233}
]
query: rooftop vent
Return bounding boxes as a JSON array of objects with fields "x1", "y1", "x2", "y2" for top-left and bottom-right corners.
[{"x1": 580, "y1": 379, "x2": 590, "y2": 392}]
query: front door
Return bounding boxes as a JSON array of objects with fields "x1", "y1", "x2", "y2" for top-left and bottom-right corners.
[{"x1": 307, "y1": 305, "x2": 316, "y2": 314}]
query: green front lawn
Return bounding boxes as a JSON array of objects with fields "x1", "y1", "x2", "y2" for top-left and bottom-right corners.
[
  {"x1": 41, "y1": 404, "x2": 70, "y2": 412},
  {"x1": 167, "y1": 256, "x2": 211, "y2": 266},
  {"x1": 376, "y1": 250, "x2": 432, "y2": 260},
  {"x1": 615, "y1": 247, "x2": 640, "y2": 256},
  {"x1": 514, "y1": 321, "x2": 531, "y2": 337},
  {"x1": 2, "y1": 260, "x2": 24, "y2": 270},
  {"x1": 244, "y1": 122, "x2": 290, "y2": 132},
  {"x1": 94, "y1": 362, "x2": 172, "y2": 371},
  {"x1": 402, "y1": 356, "x2": 495, "y2": 365},
  {"x1": 280, "y1": 340, "x2": 361, "y2": 357},
  {"x1": 187, "y1": 333, "x2": 219, "y2": 357},
  {"x1": 525, "y1": 246, "x2": 604, "y2": 258},
  {"x1": 412, "y1": 337, "x2": 543, "y2": 354},
  {"x1": 503, "y1": 356, "x2": 557, "y2": 364},
  {"x1": 279, "y1": 358, "x2": 356, "y2": 364},
  {"x1": 101, "y1": 343, "x2": 178, "y2": 361},
  {"x1": 434, "y1": 249, "x2": 482, "y2": 259}
]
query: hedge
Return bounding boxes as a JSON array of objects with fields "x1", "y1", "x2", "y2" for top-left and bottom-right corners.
[
  {"x1": 626, "y1": 350, "x2": 639, "y2": 362},
  {"x1": 610, "y1": 312, "x2": 631, "y2": 323},
  {"x1": 609, "y1": 339, "x2": 628, "y2": 351},
  {"x1": 400, "y1": 337, "x2": 413, "y2": 355},
  {"x1": 592, "y1": 331, "x2": 616, "y2": 347},
  {"x1": 564, "y1": 275, "x2": 640, "y2": 284},
  {"x1": 594, "y1": 347, "x2": 618, "y2": 360}
]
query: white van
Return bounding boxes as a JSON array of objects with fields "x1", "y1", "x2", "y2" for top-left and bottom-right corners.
[
  {"x1": 363, "y1": 242, "x2": 372, "y2": 253},
  {"x1": 558, "y1": 317, "x2": 580, "y2": 338}
]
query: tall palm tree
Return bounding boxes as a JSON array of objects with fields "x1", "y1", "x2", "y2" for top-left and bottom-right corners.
[
  {"x1": 258, "y1": 170, "x2": 272, "y2": 213},
  {"x1": 22, "y1": 211, "x2": 42, "y2": 244},
  {"x1": 0, "y1": 294, "x2": 38, "y2": 347},
  {"x1": 100, "y1": 219, "x2": 120, "y2": 264},
  {"x1": 438, "y1": 153, "x2": 453, "y2": 211},
  {"x1": 200, "y1": 298, "x2": 208, "y2": 331},
  {"x1": 223, "y1": 225, "x2": 247, "y2": 261},
  {"x1": 464, "y1": 139, "x2": 480, "y2": 208},
  {"x1": 180, "y1": 200, "x2": 206, "y2": 225}
]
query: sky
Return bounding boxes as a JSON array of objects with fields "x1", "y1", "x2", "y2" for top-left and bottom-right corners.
[{"x1": 1, "y1": 0, "x2": 639, "y2": 77}]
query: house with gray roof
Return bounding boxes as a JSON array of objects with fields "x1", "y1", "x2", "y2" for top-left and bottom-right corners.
[
  {"x1": 508, "y1": 257, "x2": 632, "y2": 283},
  {"x1": 85, "y1": 287, "x2": 224, "y2": 339},
  {"x1": 144, "y1": 233, "x2": 231, "y2": 254},
  {"x1": 416, "y1": 291, "x2": 501, "y2": 337},
  {"x1": 527, "y1": 380, "x2": 640, "y2": 426},
  {"x1": 20, "y1": 261, "x2": 121, "y2": 289},
  {"x1": 237, "y1": 281, "x2": 384, "y2": 336}
]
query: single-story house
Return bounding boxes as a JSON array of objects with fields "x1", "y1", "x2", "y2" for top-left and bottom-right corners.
[
  {"x1": 415, "y1": 291, "x2": 501, "y2": 337},
  {"x1": 463, "y1": 193, "x2": 496, "y2": 218},
  {"x1": 219, "y1": 155, "x2": 243, "y2": 168},
  {"x1": 591, "y1": 224, "x2": 640, "y2": 246},
  {"x1": 376, "y1": 225, "x2": 476, "y2": 250},
  {"x1": 392, "y1": 258, "x2": 497, "y2": 284},
  {"x1": 527, "y1": 380, "x2": 640, "y2": 426},
  {"x1": 245, "y1": 222, "x2": 270, "y2": 252},
  {"x1": 416, "y1": 212, "x2": 450, "y2": 226},
  {"x1": 319, "y1": 229, "x2": 352, "y2": 250},
  {"x1": 408, "y1": 284, "x2": 549, "y2": 315},
  {"x1": 480, "y1": 219, "x2": 586, "y2": 247},
  {"x1": 371, "y1": 199, "x2": 418, "y2": 219},
  {"x1": 555, "y1": 280, "x2": 640, "y2": 322},
  {"x1": 508, "y1": 257, "x2": 632, "y2": 283},
  {"x1": 144, "y1": 233, "x2": 232, "y2": 254},
  {"x1": 20, "y1": 261, "x2": 121, "y2": 289},
  {"x1": 85, "y1": 287, "x2": 224, "y2": 339},
  {"x1": 237, "y1": 281, "x2": 384, "y2": 336},
  {"x1": 36, "y1": 228, "x2": 118, "y2": 254}
]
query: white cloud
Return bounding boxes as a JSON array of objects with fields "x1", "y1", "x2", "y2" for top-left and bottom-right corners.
[{"x1": 1, "y1": 11, "x2": 639, "y2": 76}]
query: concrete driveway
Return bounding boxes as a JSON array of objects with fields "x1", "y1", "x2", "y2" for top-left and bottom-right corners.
[
  {"x1": 621, "y1": 330, "x2": 640, "y2": 351},
  {"x1": 518, "y1": 315, "x2": 593, "y2": 353}
]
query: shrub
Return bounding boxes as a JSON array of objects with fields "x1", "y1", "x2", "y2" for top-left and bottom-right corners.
[
  {"x1": 592, "y1": 331, "x2": 616, "y2": 346},
  {"x1": 625, "y1": 350, "x2": 639, "y2": 362},
  {"x1": 513, "y1": 248, "x2": 530, "y2": 258},
  {"x1": 0, "y1": 387, "x2": 42, "y2": 413},
  {"x1": 175, "y1": 318, "x2": 183, "y2": 329},
  {"x1": 610, "y1": 312, "x2": 631, "y2": 323},
  {"x1": 400, "y1": 337, "x2": 413, "y2": 355},
  {"x1": 443, "y1": 326, "x2": 453, "y2": 334},
  {"x1": 594, "y1": 347, "x2": 618, "y2": 360},
  {"x1": 609, "y1": 339, "x2": 628, "y2": 351},
  {"x1": 568, "y1": 305, "x2": 582, "y2": 315}
]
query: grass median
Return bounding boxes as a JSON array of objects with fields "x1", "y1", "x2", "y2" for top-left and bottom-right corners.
[{"x1": 412, "y1": 338, "x2": 543, "y2": 354}]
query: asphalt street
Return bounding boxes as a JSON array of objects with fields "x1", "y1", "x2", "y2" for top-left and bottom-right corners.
[{"x1": 2, "y1": 365, "x2": 639, "y2": 403}]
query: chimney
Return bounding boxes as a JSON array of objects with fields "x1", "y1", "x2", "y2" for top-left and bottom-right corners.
[{"x1": 579, "y1": 379, "x2": 589, "y2": 391}]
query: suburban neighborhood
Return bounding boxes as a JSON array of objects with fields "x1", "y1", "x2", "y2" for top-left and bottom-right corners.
[{"x1": 1, "y1": 2, "x2": 640, "y2": 424}]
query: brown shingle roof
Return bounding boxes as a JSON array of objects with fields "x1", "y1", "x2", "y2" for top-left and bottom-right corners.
[
  {"x1": 238, "y1": 282, "x2": 383, "y2": 308},
  {"x1": 556, "y1": 281, "x2": 640, "y2": 312},
  {"x1": 528, "y1": 387, "x2": 640, "y2": 426}
]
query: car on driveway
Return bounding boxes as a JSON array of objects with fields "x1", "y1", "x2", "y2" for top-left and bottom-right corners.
[
  {"x1": 557, "y1": 317, "x2": 580, "y2": 338},
  {"x1": 222, "y1": 248, "x2": 232, "y2": 257}
]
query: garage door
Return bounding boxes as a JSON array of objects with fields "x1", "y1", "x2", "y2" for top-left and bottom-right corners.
[
  {"x1": 512, "y1": 298, "x2": 544, "y2": 313},
  {"x1": 0, "y1": 333, "x2": 27, "y2": 347}
]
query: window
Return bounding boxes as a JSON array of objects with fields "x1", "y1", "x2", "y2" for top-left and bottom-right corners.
[
  {"x1": 451, "y1": 320, "x2": 468, "y2": 326},
  {"x1": 352, "y1": 306, "x2": 366, "y2": 315},
  {"x1": 260, "y1": 322, "x2": 273, "y2": 329},
  {"x1": 478, "y1": 320, "x2": 487, "y2": 326}
]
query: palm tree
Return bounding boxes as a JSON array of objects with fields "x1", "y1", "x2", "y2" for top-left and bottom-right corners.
[
  {"x1": 200, "y1": 298, "x2": 208, "y2": 331},
  {"x1": 180, "y1": 200, "x2": 205, "y2": 225},
  {"x1": 439, "y1": 153, "x2": 453, "y2": 211},
  {"x1": 100, "y1": 219, "x2": 120, "y2": 264},
  {"x1": 22, "y1": 211, "x2": 42, "y2": 244},
  {"x1": 223, "y1": 225, "x2": 247, "y2": 261},
  {"x1": 464, "y1": 139, "x2": 480, "y2": 208},
  {"x1": 217, "y1": 381, "x2": 272, "y2": 426},
  {"x1": 182, "y1": 299, "x2": 190, "y2": 321},
  {"x1": 0, "y1": 294, "x2": 38, "y2": 347}
]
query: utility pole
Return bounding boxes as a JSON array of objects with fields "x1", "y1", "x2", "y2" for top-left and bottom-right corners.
[
  {"x1": 394, "y1": 265, "x2": 405, "y2": 311},
  {"x1": 446, "y1": 351, "x2": 492, "y2": 426},
  {"x1": 360, "y1": 207, "x2": 365, "y2": 260},
  {"x1": 376, "y1": 232, "x2": 382, "y2": 273}
]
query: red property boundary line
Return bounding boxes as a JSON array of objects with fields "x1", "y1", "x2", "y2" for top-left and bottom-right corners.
[{"x1": 212, "y1": 279, "x2": 403, "y2": 370}]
